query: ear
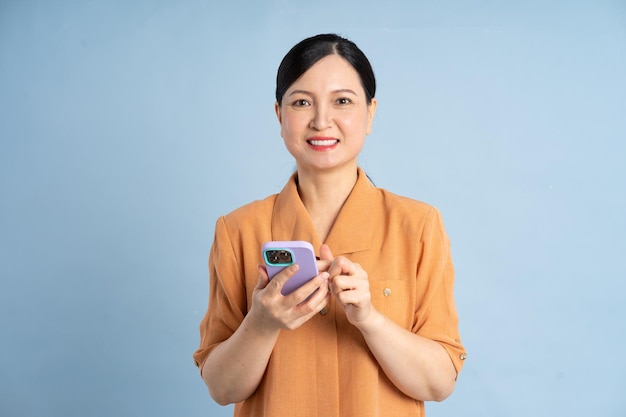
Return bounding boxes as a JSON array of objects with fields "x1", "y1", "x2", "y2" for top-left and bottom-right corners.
[
  {"x1": 366, "y1": 98, "x2": 377, "y2": 135},
  {"x1": 274, "y1": 101, "x2": 282, "y2": 124}
]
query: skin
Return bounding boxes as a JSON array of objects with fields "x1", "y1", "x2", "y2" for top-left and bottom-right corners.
[
  {"x1": 275, "y1": 54, "x2": 377, "y2": 240},
  {"x1": 203, "y1": 54, "x2": 457, "y2": 405}
]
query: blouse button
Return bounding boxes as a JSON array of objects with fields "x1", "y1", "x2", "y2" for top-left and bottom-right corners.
[{"x1": 383, "y1": 288, "x2": 392, "y2": 297}]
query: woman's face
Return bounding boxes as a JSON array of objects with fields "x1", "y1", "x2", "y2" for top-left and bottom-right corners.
[{"x1": 275, "y1": 54, "x2": 377, "y2": 175}]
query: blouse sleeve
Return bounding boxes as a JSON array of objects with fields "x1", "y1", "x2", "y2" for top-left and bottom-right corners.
[
  {"x1": 192, "y1": 216, "x2": 247, "y2": 373},
  {"x1": 412, "y1": 208, "x2": 467, "y2": 375}
]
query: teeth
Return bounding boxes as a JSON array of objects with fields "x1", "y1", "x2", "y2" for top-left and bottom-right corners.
[{"x1": 309, "y1": 139, "x2": 337, "y2": 146}]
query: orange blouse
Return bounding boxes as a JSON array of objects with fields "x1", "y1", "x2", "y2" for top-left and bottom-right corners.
[{"x1": 194, "y1": 168, "x2": 466, "y2": 417}]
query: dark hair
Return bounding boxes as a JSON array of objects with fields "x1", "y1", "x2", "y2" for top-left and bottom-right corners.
[{"x1": 275, "y1": 33, "x2": 376, "y2": 105}]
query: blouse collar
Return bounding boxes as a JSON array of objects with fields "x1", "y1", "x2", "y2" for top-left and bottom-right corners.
[{"x1": 271, "y1": 167, "x2": 379, "y2": 257}]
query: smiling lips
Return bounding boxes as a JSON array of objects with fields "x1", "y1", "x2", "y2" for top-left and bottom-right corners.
[{"x1": 307, "y1": 137, "x2": 339, "y2": 150}]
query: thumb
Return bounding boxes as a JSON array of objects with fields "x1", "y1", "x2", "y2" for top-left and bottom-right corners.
[
  {"x1": 319, "y1": 244, "x2": 334, "y2": 261},
  {"x1": 256, "y1": 264, "x2": 270, "y2": 289}
]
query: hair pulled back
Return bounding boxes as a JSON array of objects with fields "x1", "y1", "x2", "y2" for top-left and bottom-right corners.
[{"x1": 275, "y1": 34, "x2": 376, "y2": 105}]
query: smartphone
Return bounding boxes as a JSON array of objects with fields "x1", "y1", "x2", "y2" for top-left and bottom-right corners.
[{"x1": 262, "y1": 240, "x2": 319, "y2": 296}]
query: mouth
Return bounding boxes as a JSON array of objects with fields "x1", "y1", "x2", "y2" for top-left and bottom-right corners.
[{"x1": 307, "y1": 137, "x2": 339, "y2": 149}]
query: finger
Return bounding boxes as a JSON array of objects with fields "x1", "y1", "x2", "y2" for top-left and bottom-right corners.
[
  {"x1": 330, "y1": 278, "x2": 355, "y2": 299},
  {"x1": 316, "y1": 258, "x2": 332, "y2": 273},
  {"x1": 308, "y1": 289, "x2": 331, "y2": 314},
  {"x1": 268, "y1": 264, "x2": 300, "y2": 293},
  {"x1": 301, "y1": 272, "x2": 330, "y2": 306},
  {"x1": 319, "y1": 244, "x2": 334, "y2": 261},
  {"x1": 336, "y1": 291, "x2": 364, "y2": 308},
  {"x1": 289, "y1": 271, "x2": 329, "y2": 305},
  {"x1": 328, "y1": 256, "x2": 355, "y2": 279},
  {"x1": 316, "y1": 244, "x2": 334, "y2": 272},
  {"x1": 256, "y1": 264, "x2": 270, "y2": 289},
  {"x1": 336, "y1": 286, "x2": 371, "y2": 307}
]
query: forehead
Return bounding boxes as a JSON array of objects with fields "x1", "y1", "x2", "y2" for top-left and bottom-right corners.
[{"x1": 289, "y1": 55, "x2": 363, "y2": 93}]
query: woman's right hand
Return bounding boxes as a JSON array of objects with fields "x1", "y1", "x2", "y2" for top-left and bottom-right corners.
[
  {"x1": 204, "y1": 264, "x2": 329, "y2": 405},
  {"x1": 249, "y1": 264, "x2": 330, "y2": 331}
]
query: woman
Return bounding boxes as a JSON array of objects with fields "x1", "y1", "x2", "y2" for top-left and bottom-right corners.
[{"x1": 194, "y1": 33, "x2": 466, "y2": 417}]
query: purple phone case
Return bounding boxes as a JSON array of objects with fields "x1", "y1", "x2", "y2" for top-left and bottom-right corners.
[{"x1": 262, "y1": 241, "x2": 319, "y2": 296}]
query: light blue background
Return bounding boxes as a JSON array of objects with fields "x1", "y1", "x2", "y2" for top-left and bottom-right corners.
[{"x1": 1, "y1": 1, "x2": 625, "y2": 416}]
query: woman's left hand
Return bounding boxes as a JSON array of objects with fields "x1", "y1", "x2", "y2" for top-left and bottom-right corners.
[
  {"x1": 318, "y1": 245, "x2": 457, "y2": 402},
  {"x1": 319, "y1": 244, "x2": 376, "y2": 325}
]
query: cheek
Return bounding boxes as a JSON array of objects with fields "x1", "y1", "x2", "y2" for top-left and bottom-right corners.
[
  {"x1": 280, "y1": 114, "x2": 306, "y2": 137},
  {"x1": 342, "y1": 113, "x2": 369, "y2": 134},
  {"x1": 279, "y1": 118, "x2": 301, "y2": 152},
  {"x1": 279, "y1": 115, "x2": 292, "y2": 138}
]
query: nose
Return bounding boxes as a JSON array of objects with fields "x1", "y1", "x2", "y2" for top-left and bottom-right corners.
[{"x1": 309, "y1": 104, "x2": 332, "y2": 131}]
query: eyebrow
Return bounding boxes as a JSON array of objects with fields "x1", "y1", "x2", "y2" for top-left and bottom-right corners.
[{"x1": 288, "y1": 88, "x2": 358, "y2": 97}]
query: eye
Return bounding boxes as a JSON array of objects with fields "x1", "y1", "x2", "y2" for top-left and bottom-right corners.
[
  {"x1": 336, "y1": 97, "x2": 352, "y2": 105},
  {"x1": 292, "y1": 99, "x2": 310, "y2": 107}
]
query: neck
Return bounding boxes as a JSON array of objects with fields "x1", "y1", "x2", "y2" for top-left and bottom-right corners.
[{"x1": 296, "y1": 164, "x2": 359, "y2": 242}]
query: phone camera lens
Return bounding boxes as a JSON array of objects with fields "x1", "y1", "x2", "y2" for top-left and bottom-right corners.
[
  {"x1": 281, "y1": 251, "x2": 292, "y2": 263},
  {"x1": 265, "y1": 249, "x2": 293, "y2": 265}
]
